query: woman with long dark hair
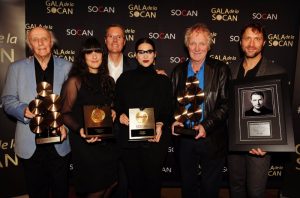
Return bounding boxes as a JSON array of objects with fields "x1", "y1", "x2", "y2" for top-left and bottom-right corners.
[{"x1": 61, "y1": 37, "x2": 118, "y2": 198}]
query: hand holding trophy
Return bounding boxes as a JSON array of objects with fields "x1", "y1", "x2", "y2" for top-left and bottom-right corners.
[{"x1": 29, "y1": 81, "x2": 64, "y2": 144}]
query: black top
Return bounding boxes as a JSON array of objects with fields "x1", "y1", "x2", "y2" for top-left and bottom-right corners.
[
  {"x1": 60, "y1": 73, "x2": 118, "y2": 193},
  {"x1": 115, "y1": 64, "x2": 173, "y2": 147},
  {"x1": 237, "y1": 58, "x2": 262, "y2": 80},
  {"x1": 245, "y1": 106, "x2": 273, "y2": 116},
  {"x1": 34, "y1": 56, "x2": 54, "y2": 85}
]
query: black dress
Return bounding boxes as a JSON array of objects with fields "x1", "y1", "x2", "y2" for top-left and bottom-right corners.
[
  {"x1": 61, "y1": 73, "x2": 119, "y2": 193},
  {"x1": 114, "y1": 65, "x2": 173, "y2": 198}
]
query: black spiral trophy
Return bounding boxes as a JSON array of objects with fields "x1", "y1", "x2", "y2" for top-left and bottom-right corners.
[
  {"x1": 29, "y1": 82, "x2": 63, "y2": 144},
  {"x1": 174, "y1": 75, "x2": 204, "y2": 137}
]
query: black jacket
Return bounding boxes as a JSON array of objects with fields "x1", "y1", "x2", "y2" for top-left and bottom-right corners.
[{"x1": 170, "y1": 57, "x2": 230, "y2": 158}]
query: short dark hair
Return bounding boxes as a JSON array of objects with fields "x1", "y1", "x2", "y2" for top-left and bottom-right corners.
[
  {"x1": 250, "y1": 91, "x2": 264, "y2": 99},
  {"x1": 134, "y1": 37, "x2": 156, "y2": 52},
  {"x1": 241, "y1": 22, "x2": 267, "y2": 42}
]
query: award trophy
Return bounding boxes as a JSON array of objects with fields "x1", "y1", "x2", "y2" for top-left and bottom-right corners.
[
  {"x1": 29, "y1": 82, "x2": 63, "y2": 144},
  {"x1": 129, "y1": 108, "x2": 156, "y2": 141},
  {"x1": 174, "y1": 76, "x2": 204, "y2": 137},
  {"x1": 83, "y1": 105, "x2": 113, "y2": 138}
]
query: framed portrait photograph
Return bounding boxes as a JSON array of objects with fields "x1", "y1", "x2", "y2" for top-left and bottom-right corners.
[{"x1": 228, "y1": 74, "x2": 295, "y2": 152}]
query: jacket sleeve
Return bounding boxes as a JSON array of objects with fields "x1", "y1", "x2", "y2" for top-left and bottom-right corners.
[
  {"x1": 1, "y1": 63, "x2": 29, "y2": 123},
  {"x1": 201, "y1": 63, "x2": 231, "y2": 133}
]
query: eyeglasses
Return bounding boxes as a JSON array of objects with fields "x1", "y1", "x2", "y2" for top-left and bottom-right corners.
[
  {"x1": 83, "y1": 48, "x2": 103, "y2": 54},
  {"x1": 136, "y1": 50, "x2": 155, "y2": 55}
]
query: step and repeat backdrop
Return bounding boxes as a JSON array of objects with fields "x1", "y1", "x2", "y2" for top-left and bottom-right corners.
[{"x1": 1, "y1": 0, "x2": 300, "y2": 197}]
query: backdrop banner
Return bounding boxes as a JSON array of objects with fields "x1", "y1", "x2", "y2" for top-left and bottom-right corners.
[
  {"x1": 1, "y1": 0, "x2": 299, "y2": 197},
  {"x1": 0, "y1": 0, "x2": 26, "y2": 197}
]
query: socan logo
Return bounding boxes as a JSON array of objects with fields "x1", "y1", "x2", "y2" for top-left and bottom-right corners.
[
  {"x1": 128, "y1": 4, "x2": 158, "y2": 18},
  {"x1": 127, "y1": 51, "x2": 136, "y2": 58},
  {"x1": 170, "y1": 56, "x2": 188, "y2": 64},
  {"x1": 162, "y1": 167, "x2": 172, "y2": 173},
  {"x1": 53, "y1": 49, "x2": 75, "y2": 62},
  {"x1": 87, "y1": 5, "x2": 115, "y2": 14},
  {"x1": 211, "y1": 8, "x2": 239, "y2": 22},
  {"x1": 170, "y1": 9, "x2": 198, "y2": 17},
  {"x1": 45, "y1": 1, "x2": 74, "y2": 15},
  {"x1": 66, "y1": 29, "x2": 94, "y2": 37},
  {"x1": 25, "y1": 23, "x2": 53, "y2": 31},
  {"x1": 229, "y1": 35, "x2": 240, "y2": 42},
  {"x1": 268, "y1": 34, "x2": 295, "y2": 47},
  {"x1": 148, "y1": 32, "x2": 176, "y2": 40},
  {"x1": 211, "y1": 32, "x2": 217, "y2": 45},
  {"x1": 125, "y1": 28, "x2": 135, "y2": 42},
  {"x1": 209, "y1": 54, "x2": 237, "y2": 64},
  {"x1": 252, "y1": 12, "x2": 278, "y2": 20},
  {"x1": 268, "y1": 165, "x2": 283, "y2": 177}
]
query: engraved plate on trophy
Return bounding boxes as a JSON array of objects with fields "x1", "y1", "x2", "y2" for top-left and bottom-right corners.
[
  {"x1": 129, "y1": 108, "x2": 156, "y2": 141},
  {"x1": 248, "y1": 121, "x2": 272, "y2": 138},
  {"x1": 29, "y1": 82, "x2": 63, "y2": 144},
  {"x1": 83, "y1": 105, "x2": 113, "y2": 138}
]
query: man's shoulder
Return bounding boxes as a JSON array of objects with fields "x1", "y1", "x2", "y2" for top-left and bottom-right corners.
[
  {"x1": 8, "y1": 57, "x2": 33, "y2": 70},
  {"x1": 260, "y1": 57, "x2": 286, "y2": 75}
]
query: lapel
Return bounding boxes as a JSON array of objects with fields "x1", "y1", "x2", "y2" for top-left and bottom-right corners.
[
  {"x1": 204, "y1": 60, "x2": 214, "y2": 93},
  {"x1": 256, "y1": 57, "x2": 267, "y2": 77},
  {"x1": 52, "y1": 57, "x2": 60, "y2": 94},
  {"x1": 26, "y1": 57, "x2": 38, "y2": 97}
]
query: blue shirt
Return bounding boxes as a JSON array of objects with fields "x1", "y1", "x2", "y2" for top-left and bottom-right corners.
[{"x1": 185, "y1": 60, "x2": 205, "y2": 127}]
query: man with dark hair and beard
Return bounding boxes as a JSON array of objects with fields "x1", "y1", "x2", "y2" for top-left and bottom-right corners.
[{"x1": 228, "y1": 22, "x2": 286, "y2": 198}]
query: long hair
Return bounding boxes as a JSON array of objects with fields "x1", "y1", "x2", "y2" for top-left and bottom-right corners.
[{"x1": 68, "y1": 37, "x2": 114, "y2": 100}]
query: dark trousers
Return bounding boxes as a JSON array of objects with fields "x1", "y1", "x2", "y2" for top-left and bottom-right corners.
[
  {"x1": 20, "y1": 144, "x2": 70, "y2": 198},
  {"x1": 122, "y1": 144, "x2": 167, "y2": 198},
  {"x1": 227, "y1": 153, "x2": 271, "y2": 198},
  {"x1": 111, "y1": 159, "x2": 128, "y2": 198},
  {"x1": 179, "y1": 138, "x2": 225, "y2": 198}
]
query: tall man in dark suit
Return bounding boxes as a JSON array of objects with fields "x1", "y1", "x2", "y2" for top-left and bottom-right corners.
[
  {"x1": 105, "y1": 24, "x2": 136, "y2": 198},
  {"x1": 228, "y1": 22, "x2": 286, "y2": 198}
]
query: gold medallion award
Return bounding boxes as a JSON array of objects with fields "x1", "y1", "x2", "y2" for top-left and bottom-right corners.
[{"x1": 91, "y1": 108, "x2": 106, "y2": 123}]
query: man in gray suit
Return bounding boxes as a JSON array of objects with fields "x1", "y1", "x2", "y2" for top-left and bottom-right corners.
[{"x1": 1, "y1": 27, "x2": 71, "y2": 198}]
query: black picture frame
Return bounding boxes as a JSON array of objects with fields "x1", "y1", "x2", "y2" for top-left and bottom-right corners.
[{"x1": 228, "y1": 74, "x2": 295, "y2": 152}]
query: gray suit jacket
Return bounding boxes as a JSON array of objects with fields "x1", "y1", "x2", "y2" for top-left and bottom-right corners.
[{"x1": 1, "y1": 56, "x2": 72, "y2": 159}]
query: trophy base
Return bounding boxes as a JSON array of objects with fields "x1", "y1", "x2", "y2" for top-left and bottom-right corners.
[
  {"x1": 86, "y1": 127, "x2": 114, "y2": 138},
  {"x1": 36, "y1": 135, "x2": 61, "y2": 144},
  {"x1": 174, "y1": 126, "x2": 198, "y2": 137},
  {"x1": 129, "y1": 129, "x2": 155, "y2": 141}
]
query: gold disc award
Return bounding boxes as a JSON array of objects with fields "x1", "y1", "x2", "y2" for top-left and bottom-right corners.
[
  {"x1": 36, "y1": 81, "x2": 53, "y2": 97},
  {"x1": 83, "y1": 105, "x2": 113, "y2": 138},
  {"x1": 91, "y1": 108, "x2": 106, "y2": 123},
  {"x1": 129, "y1": 108, "x2": 155, "y2": 141},
  {"x1": 135, "y1": 111, "x2": 148, "y2": 123}
]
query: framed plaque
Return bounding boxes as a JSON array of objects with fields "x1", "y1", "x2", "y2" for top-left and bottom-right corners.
[
  {"x1": 129, "y1": 108, "x2": 156, "y2": 141},
  {"x1": 228, "y1": 74, "x2": 295, "y2": 152},
  {"x1": 83, "y1": 105, "x2": 113, "y2": 138}
]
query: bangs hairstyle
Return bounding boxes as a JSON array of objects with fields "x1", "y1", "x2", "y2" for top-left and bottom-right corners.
[{"x1": 81, "y1": 37, "x2": 103, "y2": 54}]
